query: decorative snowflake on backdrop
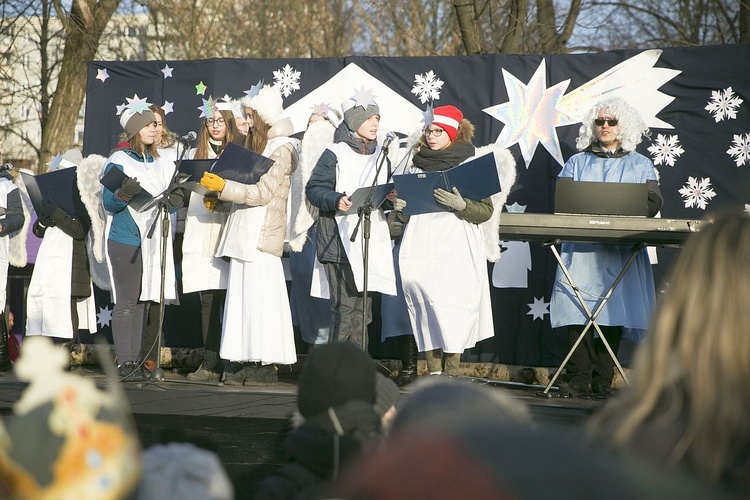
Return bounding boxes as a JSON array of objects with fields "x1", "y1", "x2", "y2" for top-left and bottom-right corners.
[
  {"x1": 273, "y1": 64, "x2": 301, "y2": 97},
  {"x1": 678, "y1": 176, "x2": 716, "y2": 210},
  {"x1": 411, "y1": 71, "x2": 444, "y2": 104},
  {"x1": 726, "y1": 133, "x2": 750, "y2": 167},
  {"x1": 647, "y1": 134, "x2": 685, "y2": 166},
  {"x1": 527, "y1": 297, "x2": 549, "y2": 321},
  {"x1": 705, "y1": 87, "x2": 743, "y2": 122}
]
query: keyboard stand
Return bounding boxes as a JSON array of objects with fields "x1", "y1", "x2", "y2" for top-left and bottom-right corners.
[{"x1": 542, "y1": 241, "x2": 645, "y2": 395}]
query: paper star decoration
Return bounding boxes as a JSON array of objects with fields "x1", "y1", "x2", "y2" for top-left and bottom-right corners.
[
  {"x1": 115, "y1": 102, "x2": 127, "y2": 116},
  {"x1": 161, "y1": 101, "x2": 174, "y2": 115},
  {"x1": 161, "y1": 64, "x2": 173, "y2": 79},
  {"x1": 312, "y1": 102, "x2": 332, "y2": 116},
  {"x1": 46, "y1": 153, "x2": 63, "y2": 171},
  {"x1": 350, "y1": 87, "x2": 378, "y2": 109},
  {"x1": 505, "y1": 202, "x2": 527, "y2": 213},
  {"x1": 195, "y1": 81, "x2": 207, "y2": 95},
  {"x1": 484, "y1": 60, "x2": 574, "y2": 168},
  {"x1": 527, "y1": 297, "x2": 550, "y2": 321},
  {"x1": 422, "y1": 104, "x2": 434, "y2": 125},
  {"x1": 197, "y1": 97, "x2": 218, "y2": 119},
  {"x1": 124, "y1": 94, "x2": 150, "y2": 114},
  {"x1": 96, "y1": 68, "x2": 109, "y2": 83},
  {"x1": 244, "y1": 80, "x2": 264, "y2": 98},
  {"x1": 97, "y1": 305, "x2": 113, "y2": 329}
]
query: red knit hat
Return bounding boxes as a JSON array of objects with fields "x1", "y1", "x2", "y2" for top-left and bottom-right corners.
[{"x1": 432, "y1": 105, "x2": 463, "y2": 141}]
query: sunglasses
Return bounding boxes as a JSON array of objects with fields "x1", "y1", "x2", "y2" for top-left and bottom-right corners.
[{"x1": 594, "y1": 118, "x2": 619, "y2": 127}]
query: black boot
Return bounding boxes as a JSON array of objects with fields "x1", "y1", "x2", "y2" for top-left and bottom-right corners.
[
  {"x1": 187, "y1": 350, "x2": 223, "y2": 382},
  {"x1": 394, "y1": 335, "x2": 418, "y2": 387},
  {"x1": 0, "y1": 318, "x2": 11, "y2": 372}
]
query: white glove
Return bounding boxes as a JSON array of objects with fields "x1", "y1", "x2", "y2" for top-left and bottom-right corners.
[
  {"x1": 393, "y1": 197, "x2": 407, "y2": 212},
  {"x1": 433, "y1": 187, "x2": 467, "y2": 212}
]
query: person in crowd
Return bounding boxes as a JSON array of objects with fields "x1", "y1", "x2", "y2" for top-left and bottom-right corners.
[
  {"x1": 26, "y1": 150, "x2": 96, "y2": 346},
  {"x1": 184, "y1": 99, "x2": 241, "y2": 382},
  {"x1": 199, "y1": 85, "x2": 298, "y2": 385},
  {"x1": 0, "y1": 164, "x2": 25, "y2": 372},
  {"x1": 550, "y1": 97, "x2": 663, "y2": 399},
  {"x1": 588, "y1": 210, "x2": 750, "y2": 496},
  {"x1": 254, "y1": 342, "x2": 399, "y2": 499},
  {"x1": 102, "y1": 99, "x2": 183, "y2": 381},
  {"x1": 391, "y1": 105, "x2": 497, "y2": 377},
  {"x1": 305, "y1": 90, "x2": 396, "y2": 350},
  {"x1": 287, "y1": 104, "x2": 342, "y2": 350},
  {"x1": 234, "y1": 100, "x2": 251, "y2": 137}
]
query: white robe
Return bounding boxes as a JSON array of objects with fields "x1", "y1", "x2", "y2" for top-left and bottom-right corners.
[
  {"x1": 0, "y1": 179, "x2": 13, "y2": 312},
  {"x1": 104, "y1": 151, "x2": 177, "y2": 303},
  {"x1": 26, "y1": 227, "x2": 97, "y2": 338},
  {"x1": 217, "y1": 137, "x2": 297, "y2": 364},
  {"x1": 329, "y1": 143, "x2": 396, "y2": 296},
  {"x1": 399, "y1": 171, "x2": 494, "y2": 354}
]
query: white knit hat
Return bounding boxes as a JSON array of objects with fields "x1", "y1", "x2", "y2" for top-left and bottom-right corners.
[{"x1": 244, "y1": 85, "x2": 284, "y2": 127}]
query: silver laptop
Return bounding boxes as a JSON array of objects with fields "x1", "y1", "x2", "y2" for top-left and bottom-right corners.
[{"x1": 554, "y1": 178, "x2": 649, "y2": 217}]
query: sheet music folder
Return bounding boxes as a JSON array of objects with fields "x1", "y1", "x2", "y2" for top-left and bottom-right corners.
[
  {"x1": 337, "y1": 183, "x2": 395, "y2": 215},
  {"x1": 554, "y1": 178, "x2": 649, "y2": 217},
  {"x1": 100, "y1": 167, "x2": 190, "y2": 213},
  {"x1": 21, "y1": 168, "x2": 86, "y2": 218},
  {"x1": 210, "y1": 142, "x2": 275, "y2": 185},
  {"x1": 392, "y1": 152, "x2": 501, "y2": 216}
]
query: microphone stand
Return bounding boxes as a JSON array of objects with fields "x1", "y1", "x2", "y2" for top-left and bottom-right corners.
[
  {"x1": 349, "y1": 142, "x2": 391, "y2": 352},
  {"x1": 145, "y1": 139, "x2": 191, "y2": 381}
]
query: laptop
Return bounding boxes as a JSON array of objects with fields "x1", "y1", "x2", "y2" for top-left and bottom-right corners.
[{"x1": 554, "y1": 178, "x2": 649, "y2": 217}]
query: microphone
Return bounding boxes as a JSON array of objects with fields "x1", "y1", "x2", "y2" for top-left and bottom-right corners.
[
  {"x1": 382, "y1": 132, "x2": 396, "y2": 152},
  {"x1": 177, "y1": 131, "x2": 197, "y2": 144},
  {"x1": 0, "y1": 163, "x2": 13, "y2": 172}
]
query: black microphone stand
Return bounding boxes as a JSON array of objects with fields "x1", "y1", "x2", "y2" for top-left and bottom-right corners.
[
  {"x1": 349, "y1": 142, "x2": 392, "y2": 353},
  {"x1": 145, "y1": 139, "x2": 191, "y2": 381}
]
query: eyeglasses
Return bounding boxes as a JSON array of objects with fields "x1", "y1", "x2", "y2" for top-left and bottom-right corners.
[
  {"x1": 594, "y1": 118, "x2": 619, "y2": 127},
  {"x1": 424, "y1": 128, "x2": 444, "y2": 138},
  {"x1": 207, "y1": 117, "x2": 225, "y2": 126}
]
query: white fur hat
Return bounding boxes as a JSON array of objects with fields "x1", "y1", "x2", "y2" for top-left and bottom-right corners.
[{"x1": 243, "y1": 85, "x2": 284, "y2": 127}]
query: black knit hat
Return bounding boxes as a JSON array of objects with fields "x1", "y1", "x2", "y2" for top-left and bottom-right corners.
[{"x1": 298, "y1": 343, "x2": 379, "y2": 418}]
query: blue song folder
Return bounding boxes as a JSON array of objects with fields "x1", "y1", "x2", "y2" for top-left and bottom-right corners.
[
  {"x1": 210, "y1": 142, "x2": 275, "y2": 185},
  {"x1": 337, "y1": 182, "x2": 395, "y2": 215},
  {"x1": 392, "y1": 152, "x2": 501, "y2": 216},
  {"x1": 22, "y1": 168, "x2": 86, "y2": 218}
]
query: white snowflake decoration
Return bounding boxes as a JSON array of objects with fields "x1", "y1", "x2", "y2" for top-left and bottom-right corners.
[
  {"x1": 727, "y1": 133, "x2": 750, "y2": 167},
  {"x1": 647, "y1": 134, "x2": 685, "y2": 167},
  {"x1": 411, "y1": 70, "x2": 444, "y2": 104},
  {"x1": 705, "y1": 87, "x2": 743, "y2": 122},
  {"x1": 273, "y1": 64, "x2": 301, "y2": 98},
  {"x1": 678, "y1": 176, "x2": 716, "y2": 210}
]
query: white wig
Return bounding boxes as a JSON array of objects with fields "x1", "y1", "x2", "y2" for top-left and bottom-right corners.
[{"x1": 575, "y1": 97, "x2": 649, "y2": 153}]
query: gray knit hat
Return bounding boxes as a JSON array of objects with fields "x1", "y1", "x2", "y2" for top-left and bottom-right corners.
[
  {"x1": 343, "y1": 102, "x2": 380, "y2": 132},
  {"x1": 120, "y1": 108, "x2": 156, "y2": 140}
]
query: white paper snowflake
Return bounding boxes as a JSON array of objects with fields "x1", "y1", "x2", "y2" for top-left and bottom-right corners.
[
  {"x1": 647, "y1": 134, "x2": 685, "y2": 167},
  {"x1": 705, "y1": 87, "x2": 743, "y2": 122},
  {"x1": 727, "y1": 133, "x2": 750, "y2": 167},
  {"x1": 678, "y1": 176, "x2": 716, "y2": 210},
  {"x1": 273, "y1": 64, "x2": 301, "y2": 98},
  {"x1": 411, "y1": 70, "x2": 444, "y2": 104}
]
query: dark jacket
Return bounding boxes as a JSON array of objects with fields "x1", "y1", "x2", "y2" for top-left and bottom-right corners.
[
  {"x1": 254, "y1": 400, "x2": 382, "y2": 500},
  {"x1": 33, "y1": 208, "x2": 92, "y2": 298},
  {"x1": 0, "y1": 174, "x2": 25, "y2": 237},
  {"x1": 305, "y1": 123, "x2": 378, "y2": 264}
]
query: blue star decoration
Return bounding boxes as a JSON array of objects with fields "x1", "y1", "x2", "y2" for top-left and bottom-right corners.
[
  {"x1": 195, "y1": 81, "x2": 207, "y2": 96},
  {"x1": 350, "y1": 87, "x2": 377, "y2": 109},
  {"x1": 46, "y1": 153, "x2": 63, "y2": 171},
  {"x1": 244, "y1": 79, "x2": 264, "y2": 98},
  {"x1": 197, "y1": 96, "x2": 218, "y2": 119},
  {"x1": 527, "y1": 296, "x2": 550, "y2": 321},
  {"x1": 96, "y1": 68, "x2": 109, "y2": 83},
  {"x1": 115, "y1": 102, "x2": 127, "y2": 116},
  {"x1": 161, "y1": 64, "x2": 173, "y2": 79}
]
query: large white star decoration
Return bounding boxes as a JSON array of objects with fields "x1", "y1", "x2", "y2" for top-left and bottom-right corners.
[
  {"x1": 350, "y1": 87, "x2": 378, "y2": 109},
  {"x1": 124, "y1": 94, "x2": 150, "y2": 114},
  {"x1": 96, "y1": 68, "x2": 109, "y2": 83},
  {"x1": 97, "y1": 305, "x2": 113, "y2": 329},
  {"x1": 244, "y1": 79, "x2": 264, "y2": 98},
  {"x1": 484, "y1": 60, "x2": 575, "y2": 168},
  {"x1": 161, "y1": 64, "x2": 173, "y2": 79},
  {"x1": 161, "y1": 101, "x2": 174, "y2": 115},
  {"x1": 527, "y1": 296, "x2": 550, "y2": 321}
]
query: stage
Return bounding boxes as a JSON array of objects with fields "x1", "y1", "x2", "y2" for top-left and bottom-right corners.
[{"x1": 0, "y1": 366, "x2": 602, "y2": 499}]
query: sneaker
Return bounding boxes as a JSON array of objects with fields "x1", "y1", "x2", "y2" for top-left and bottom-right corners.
[
  {"x1": 187, "y1": 364, "x2": 222, "y2": 382},
  {"x1": 591, "y1": 383, "x2": 613, "y2": 400},
  {"x1": 223, "y1": 366, "x2": 249, "y2": 386},
  {"x1": 117, "y1": 362, "x2": 149, "y2": 382},
  {"x1": 559, "y1": 379, "x2": 589, "y2": 398}
]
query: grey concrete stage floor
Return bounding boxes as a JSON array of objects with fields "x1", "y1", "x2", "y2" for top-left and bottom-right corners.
[{"x1": 0, "y1": 368, "x2": 601, "y2": 499}]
